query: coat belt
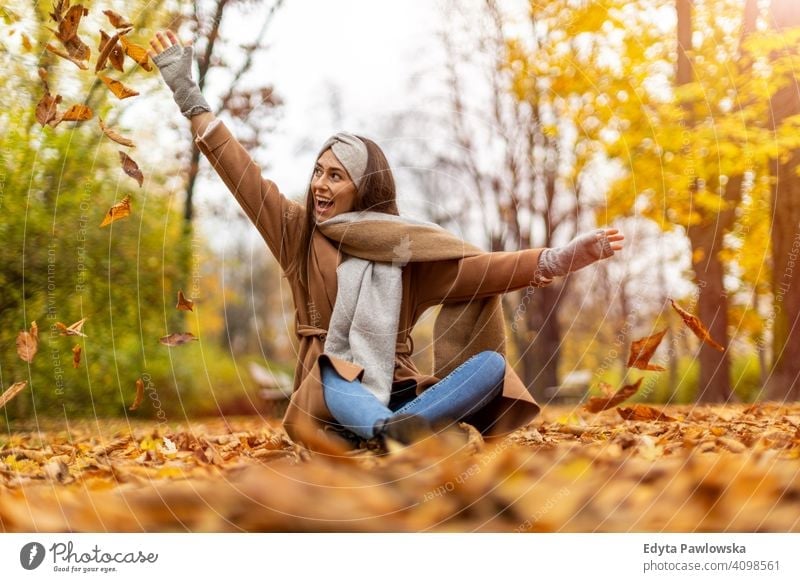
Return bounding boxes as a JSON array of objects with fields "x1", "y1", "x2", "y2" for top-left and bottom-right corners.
[{"x1": 295, "y1": 323, "x2": 414, "y2": 356}]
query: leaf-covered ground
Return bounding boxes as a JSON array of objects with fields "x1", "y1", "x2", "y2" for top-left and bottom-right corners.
[{"x1": 1, "y1": 403, "x2": 799, "y2": 532}]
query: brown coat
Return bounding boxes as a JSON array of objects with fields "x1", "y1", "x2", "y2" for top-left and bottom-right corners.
[{"x1": 195, "y1": 121, "x2": 552, "y2": 455}]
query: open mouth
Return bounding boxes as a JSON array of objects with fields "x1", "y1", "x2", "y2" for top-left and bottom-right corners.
[{"x1": 315, "y1": 197, "x2": 334, "y2": 214}]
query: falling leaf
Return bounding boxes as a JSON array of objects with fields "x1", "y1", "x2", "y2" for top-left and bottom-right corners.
[
  {"x1": 72, "y1": 344, "x2": 81, "y2": 368},
  {"x1": 21, "y1": 32, "x2": 33, "y2": 52},
  {"x1": 16, "y1": 321, "x2": 39, "y2": 363},
  {"x1": 129, "y1": 378, "x2": 144, "y2": 411},
  {"x1": 45, "y1": 42, "x2": 88, "y2": 70},
  {"x1": 118, "y1": 151, "x2": 143, "y2": 187},
  {"x1": 51, "y1": 103, "x2": 93, "y2": 126},
  {"x1": 0, "y1": 381, "x2": 28, "y2": 410},
  {"x1": 617, "y1": 404, "x2": 676, "y2": 422},
  {"x1": 48, "y1": 1, "x2": 68, "y2": 23},
  {"x1": 584, "y1": 378, "x2": 643, "y2": 413},
  {"x1": 56, "y1": 317, "x2": 87, "y2": 337},
  {"x1": 63, "y1": 34, "x2": 91, "y2": 61},
  {"x1": 38, "y1": 67, "x2": 48, "y2": 84},
  {"x1": 56, "y1": 3, "x2": 87, "y2": 43},
  {"x1": 103, "y1": 9, "x2": 133, "y2": 29},
  {"x1": 670, "y1": 299, "x2": 725, "y2": 352},
  {"x1": 98, "y1": 118, "x2": 134, "y2": 147},
  {"x1": 176, "y1": 290, "x2": 194, "y2": 312},
  {"x1": 96, "y1": 28, "x2": 130, "y2": 72},
  {"x1": 99, "y1": 194, "x2": 132, "y2": 227},
  {"x1": 36, "y1": 90, "x2": 62, "y2": 127},
  {"x1": 627, "y1": 328, "x2": 668, "y2": 371},
  {"x1": 119, "y1": 35, "x2": 153, "y2": 72},
  {"x1": 98, "y1": 74, "x2": 139, "y2": 99},
  {"x1": 159, "y1": 333, "x2": 198, "y2": 347}
]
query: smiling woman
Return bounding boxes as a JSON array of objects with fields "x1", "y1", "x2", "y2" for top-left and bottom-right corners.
[{"x1": 147, "y1": 29, "x2": 625, "y2": 455}]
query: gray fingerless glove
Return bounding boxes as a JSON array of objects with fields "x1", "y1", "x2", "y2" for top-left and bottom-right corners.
[
  {"x1": 151, "y1": 44, "x2": 211, "y2": 119},
  {"x1": 536, "y1": 228, "x2": 615, "y2": 279}
]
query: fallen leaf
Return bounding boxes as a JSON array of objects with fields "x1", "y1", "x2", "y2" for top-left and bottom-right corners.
[
  {"x1": 98, "y1": 117, "x2": 134, "y2": 147},
  {"x1": 159, "y1": 333, "x2": 198, "y2": 347},
  {"x1": 36, "y1": 90, "x2": 62, "y2": 127},
  {"x1": 98, "y1": 74, "x2": 139, "y2": 99},
  {"x1": 16, "y1": 321, "x2": 39, "y2": 363},
  {"x1": 129, "y1": 378, "x2": 144, "y2": 411},
  {"x1": 52, "y1": 103, "x2": 93, "y2": 126},
  {"x1": 584, "y1": 378, "x2": 643, "y2": 413},
  {"x1": 56, "y1": 3, "x2": 87, "y2": 43},
  {"x1": 96, "y1": 28, "x2": 130, "y2": 72},
  {"x1": 670, "y1": 299, "x2": 725, "y2": 352},
  {"x1": 103, "y1": 9, "x2": 132, "y2": 29},
  {"x1": 618, "y1": 404, "x2": 676, "y2": 422},
  {"x1": 627, "y1": 328, "x2": 668, "y2": 371},
  {"x1": 118, "y1": 151, "x2": 143, "y2": 187},
  {"x1": 0, "y1": 381, "x2": 28, "y2": 410},
  {"x1": 56, "y1": 317, "x2": 87, "y2": 337},
  {"x1": 119, "y1": 35, "x2": 153, "y2": 72},
  {"x1": 176, "y1": 290, "x2": 194, "y2": 312},
  {"x1": 99, "y1": 194, "x2": 132, "y2": 227},
  {"x1": 45, "y1": 42, "x2": 88, "y2": 70},
  {"x1": 72, "y1": 344, "x2": 81, "y2": 368}
]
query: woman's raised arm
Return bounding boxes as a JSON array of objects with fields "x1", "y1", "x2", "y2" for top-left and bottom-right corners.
[{"x1": 148, "y1": 30, "x2": 304, "y2": 271}]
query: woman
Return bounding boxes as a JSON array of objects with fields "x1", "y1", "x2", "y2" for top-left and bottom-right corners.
[{"x1": 148, "y1": 31, "x2": 625, "y2": 454}]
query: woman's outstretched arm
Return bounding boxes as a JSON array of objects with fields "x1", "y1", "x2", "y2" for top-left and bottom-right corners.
[{"x1": 148, "y1": 30, "x2": 304, "y2": 271}]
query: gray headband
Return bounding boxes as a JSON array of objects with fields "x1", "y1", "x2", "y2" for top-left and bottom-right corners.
[{"x1": 314, "y1": 132, "x2": 368, "y2": 188}]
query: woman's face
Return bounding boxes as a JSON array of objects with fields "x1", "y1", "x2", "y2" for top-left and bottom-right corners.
[{"x1": 312, "y1": 149, "x2": 358, "y2": 222}]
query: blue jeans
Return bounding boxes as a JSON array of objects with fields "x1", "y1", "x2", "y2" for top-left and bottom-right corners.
[{"x1": 321, "y1": 350, "x2": 506, "y2": 439}]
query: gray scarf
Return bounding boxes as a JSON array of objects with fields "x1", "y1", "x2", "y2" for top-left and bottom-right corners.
[{"x1": 320, "y1": 211, "x2": 444, "y2": 405}]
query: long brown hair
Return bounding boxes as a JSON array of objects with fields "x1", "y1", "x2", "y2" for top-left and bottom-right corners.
[{"x1": 288, "y1": 135, "x2": 400, "y2": 291}]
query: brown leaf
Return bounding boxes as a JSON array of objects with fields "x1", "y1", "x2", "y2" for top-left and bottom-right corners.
[
  {"x1": 670, "y1": 299, "x2": 725, "y2": 352},
  {"x1": 98, "y1": 74, "x2": 139, "y2": 99},
  {"x1": 0, "y1": 381, "x2": 28, "y2": 410},
  {"x1": 96, "y1": 28, "x2": 129, "y2": 72},
  {"x1": 103, "y1": 9, "x2": 132, "y2": 29},
  {"x1": 119, "y1": 35, "x2": 153, "y2": 72},
  {"x1": 52, "y1": 103, "x2": 93, "y2": 126},
  {"x1": 56, "y1": 3, "x2": 87, "y2": 43},
  {"x1": 21, "y1": 32, "x2": 33, "y2": 52},
  {"x1": 176, "y1": 290, "x2": 194, "y2": 312},
  {"x1": 617, "y1": 404, "x2": 676, "y2": 422},
  {"x1": 16, "y1": 321, "x2": 39, "y2": 363},
  {"x1": 45, "y1": 42, "x2": 88, "y2": 70},
  {"x1": 38, "y1": 67, "x2": 48, "y2": 84},
  {"x1": 159, "y1": 333, "x2": 198, "y2": 347},
  {"x1": 63, "y1": 34, "x2": 90, "y2": 61},
  {"x1": 98, "y1": 117, "x2": 134, "y2": 147},
  {"x1": 584, "y1": 377, "x2": 643, "y2": 413},
  {"x1": 118, "y1": 151, "x2": 143, "y2": 187},
  {"x1": 72, "y1": 344, "x2": 81, "y2": 368},
  {"x1": 36, "y1": 90, "x2": 62, "y2": 127},
  {"x1": 99, "y1": 194, "x2": 132, "y2": 227},
  {"x1": 627, "y1": 328, "x2": 668, "y2": 371},
  {"x1": 129, "y1": 378, "x2": 144, "y2": 411},
  {"x1": 49, "y1": 0, "x2": 69, "y2": 23},
  {"x1": 56, "y1": 317, "x2": 87, "y2": 337}
]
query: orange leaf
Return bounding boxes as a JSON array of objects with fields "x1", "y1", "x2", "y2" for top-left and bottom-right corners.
[
  {"x1": 176, "y1": 290, "x2": 194, "y2": 312},
  {"x1": 119, "y1": 35, "x2": 153, "y2": 72},
  {"x1": 56, "y1": 317, "x2": 87, "y2": 337},
  {"x1": 21, "y1": 32, "x2": 33, "y2": 52},
  {"x1": 99, "y1": 194, "x2": 132, "y2": 227},
  {"x1": 617, "y1": 404, "x2": 676, "y2": 422},
  {"x1": 584, "y1": 378, "x2": 643, "y2": 413},
  {"x1": 159, "y1": 333, "x2": 198, "y2": 347},
  {"x1": 0, "y1": 381, "x2": 28, "y2": 410},
  {"x1": 52, "y1": 103, "x2": 93, "y2": 126},
  {"x1": 72, "y1": 344, "x2": 82, "y2": 368},
  {"x1": 96, "y1": 28, "x2": 129, "y2": 72},
  {"x1": 16, "y1": 321, "x2": 39, "y2": 363},
  {"x1": 627, "y1": 328, "x2": 667, "y2": 371},
  {"x1": 129, "y1": 378, "x2": 144, "y2": 411},
  {"x1": 98, "y1": 117, "x2": 134, "y2": 147},
  {"x1": 36, "y1": 90, "x2": 62, "y2": 127},
  {"x1": 98, "y1": 74, "x2": 139, "y2": 99},
  {"x1": 103, "y1": 9, "x2": 132, "y2": 29},
  {"x1": 670, "y1": 299, "x2": 724, "y2": 352},
  {"x1": 56, "y1": 4, "x2": 87, "y2": 43},
  {"x1": 45, "y1": 42, "x2": 88, "y2": 70},
  {"x1": 118, "y1": 152, "x2": 143, "y2": 187}
]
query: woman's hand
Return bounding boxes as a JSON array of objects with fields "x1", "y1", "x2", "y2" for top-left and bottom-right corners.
[
  {"x1": 147, "y1": 29, "x2": 211, "y2": 119},
  {"x1": 536, "y1": 227, "x2": 625, "y2": 279}
]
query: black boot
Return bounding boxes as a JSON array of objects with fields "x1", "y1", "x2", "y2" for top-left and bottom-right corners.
[{"x1": 373, "y1": 413, "x2": 433, "y2": 446}]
